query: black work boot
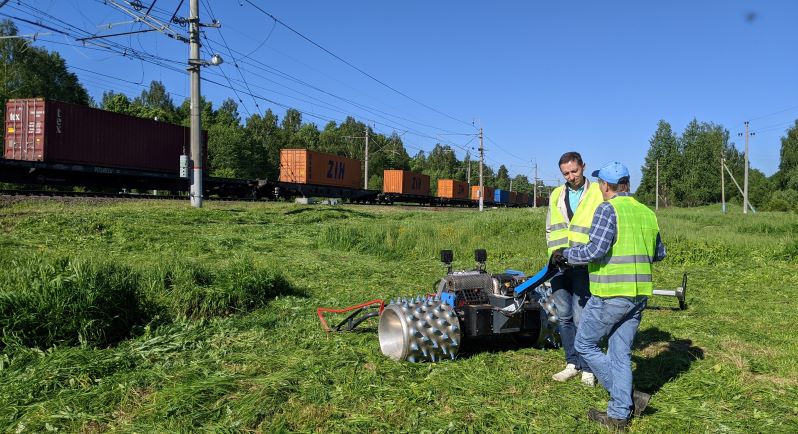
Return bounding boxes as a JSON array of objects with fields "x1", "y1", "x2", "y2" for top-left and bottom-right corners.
[
  {"x1": 587, "y1": 408, "x2": 629, "y2": 432},
  {"x1": 632, "y1": 390, "x2": 651, "y2": 417}
]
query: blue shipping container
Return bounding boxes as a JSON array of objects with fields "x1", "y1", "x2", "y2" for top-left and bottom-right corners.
[{"x1": 494, "y1": 189, "x2": 510, "y2": 204}]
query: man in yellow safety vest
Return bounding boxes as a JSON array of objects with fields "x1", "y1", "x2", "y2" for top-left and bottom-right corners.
[
  {"x1": 546, "y1": 152, "x2": 604, "y2": 386},
  {"x1": 556, "y1": 161, "x2": 666, "y2": 431}
]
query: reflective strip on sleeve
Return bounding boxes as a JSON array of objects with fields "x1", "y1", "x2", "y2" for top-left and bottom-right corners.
[
  {"x1": 547, "y1": 238, "x2": 569, "y2": 248},
  {"x1": 589, "y1": 274, "x2": 652, "y2": 284}
]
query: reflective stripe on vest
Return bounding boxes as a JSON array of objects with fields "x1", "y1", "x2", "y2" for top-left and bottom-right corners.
[
  {"x1": 588, "y1": 196, "x2": 660, "y2": 297},
  {"x1": 546, "y1": 182, "x2": 603, "y2": 256}
]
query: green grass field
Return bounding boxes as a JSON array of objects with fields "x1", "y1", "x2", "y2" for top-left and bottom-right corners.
[{"x1": 1, "y1": 197, "x2": 796, "y2": 433}]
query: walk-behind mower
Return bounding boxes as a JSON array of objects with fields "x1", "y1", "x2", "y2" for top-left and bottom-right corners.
[{"x1": 317, "y1": 249, "x2": 687, "y2": 363}]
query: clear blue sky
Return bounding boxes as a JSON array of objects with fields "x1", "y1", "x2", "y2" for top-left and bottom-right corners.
[{"x1": 5, "y1": 1, "x2": 797, "y2": 188}]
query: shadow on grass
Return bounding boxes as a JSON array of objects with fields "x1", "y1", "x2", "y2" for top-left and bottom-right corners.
[
  {"x1": 282, "y1": 207, "x2": 375, "y2": 218},
  {"x1": 633, "y1": 327, "x2": 705, "y2": 395},
  {"x1": 456, "y1": 334, "x2": 551, "y2": 359}
]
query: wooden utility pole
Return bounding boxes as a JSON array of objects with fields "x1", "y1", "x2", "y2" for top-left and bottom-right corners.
[
  {"x1": 478, "y1": 127, "x2": 484, "y2": 211},
  {"x1": 655, "y1": 159, "x2": 659, "y2": 211}
]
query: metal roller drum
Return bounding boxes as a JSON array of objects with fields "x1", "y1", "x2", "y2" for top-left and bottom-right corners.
[{"x1": 378, "y1": 297, "x2": 461, "y2": 363}]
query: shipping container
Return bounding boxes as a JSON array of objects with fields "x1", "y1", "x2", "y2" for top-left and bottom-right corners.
[
  {"x1": 383, "y1": 169, "x2": 431, "y2": 196},
  {"x1": 494, "y1": 189, "x2": 510, "y2": 204},
  {"x1": 279, "y1": 148, "x2": 362, "y2": 189},
  {"x1": 470, "y1": 185, "x2": 495, "y2": 203},
  {"x1": 4, "y1": 98, "x2": 205, "y2": 173},
  {"x1": 437, "y1": 179, "x2": 469, "y2": 199},
  {"x1": 516, "y1": 192, "x2": 529, "y2": 205},
  {"x1": 508, "y1": 191, "x2": 518, "y2": 205}
]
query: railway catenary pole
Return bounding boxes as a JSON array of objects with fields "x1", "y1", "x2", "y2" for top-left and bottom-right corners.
[
  {"x1": 533, "y1": 161, "x2": 538, "y2": 208},
  {"x1": 189, "y1": 0, "x2": 203, "y2": 207},
  {"x1": 479, "y1": 127, "x2": 484, "y2": 211},
  {"x1": 364, "y1": 126, "x2": 369, "y2": 189},
  {"x1": 721, "y1": 152, "x2": 726, "y2": 213}
]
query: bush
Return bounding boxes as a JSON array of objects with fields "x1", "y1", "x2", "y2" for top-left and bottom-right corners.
[{"x1": 765, "y1": 189, "x2": 798, "y2": 212}]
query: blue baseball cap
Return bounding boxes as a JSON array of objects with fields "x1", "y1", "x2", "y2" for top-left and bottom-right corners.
[{"x1": 591, "y1": 162, "x2": 630, "y2": 184}]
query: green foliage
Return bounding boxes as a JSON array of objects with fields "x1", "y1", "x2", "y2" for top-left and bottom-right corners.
[
  {"x1": 779, "y1": 120, "x2": 798, "y2": 175},
  {"x1": 0, "y1": 20, "x2": 89, "y2": 120}
]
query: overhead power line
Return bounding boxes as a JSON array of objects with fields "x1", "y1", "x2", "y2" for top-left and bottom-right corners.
[{"x1": 240, "y1": 0, "x2": 474, "y2": 129}]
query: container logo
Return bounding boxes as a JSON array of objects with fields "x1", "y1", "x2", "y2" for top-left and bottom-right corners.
[
  {"x1": 326, "y1": 160, "x2": 345, "y2": 180},
  {"x1": 9, "y1": 113, "x2": 20, "y2": 121},
  {"x1": 56, "y1": 109, "x2": 62, "y2": 134}
]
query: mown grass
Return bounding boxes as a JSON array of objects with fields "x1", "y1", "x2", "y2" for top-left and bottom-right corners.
[{"x1": 0, "y1": 198, "x2": 796, "y2": 433}]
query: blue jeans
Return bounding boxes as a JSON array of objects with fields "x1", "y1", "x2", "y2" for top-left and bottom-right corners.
[
  {"x1": 550, "y1": 267, "x2": 591, "y2": 372},
  {"x1": 575, "y1": 295, "x2": 647, "y2": 420}
]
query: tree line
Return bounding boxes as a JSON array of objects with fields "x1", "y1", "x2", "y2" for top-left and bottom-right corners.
[
  {"x1": 3, "y1": 19, "x2": 797, "y2": 208},
  {"x1": 636, "y1": 119, "x2": 798, "y2": 212}
]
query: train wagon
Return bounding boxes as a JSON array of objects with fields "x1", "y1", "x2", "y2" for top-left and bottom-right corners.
[
  {"x1": 4, "y1": 98, "x2": 204, "y2": 172},
  {"x1": 470, "y1": 185, "x2": 495, "y2": 204},
  {"x1": 494, "y1": 189, "x2": 510, "y2": 205},
  {"x1": 437, "y1": 179, "x2": 468, "y2": 199},
  {"x1": 383, "y1": 169, "x2": 431, "y2": 196},
  {"x1": 279, "y1": 149, "x2": 362, "y2": 189},
  {"x1": 516, "y1": 192, "x2": 529, "y2": 206}
]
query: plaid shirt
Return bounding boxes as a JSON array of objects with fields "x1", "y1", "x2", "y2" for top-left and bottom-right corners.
[{"x1": 564, "y1": 193, "x2": 666, "y2": 265}]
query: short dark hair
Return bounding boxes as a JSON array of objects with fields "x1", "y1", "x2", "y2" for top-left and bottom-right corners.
[
  {"x1": 558, "y1": 152, "x2": 584, "y2": 167},
  {"x1": 601, "y1": 177, "x2": 630, "y2": 192}
]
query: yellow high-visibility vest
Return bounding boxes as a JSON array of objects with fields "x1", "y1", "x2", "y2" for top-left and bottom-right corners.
[
  {"x1": 547, "y1": 181, "x2": 603, "y2": 256},
  {"x1": 588, "y1": 196, "x2": 660, "y2": 297}
]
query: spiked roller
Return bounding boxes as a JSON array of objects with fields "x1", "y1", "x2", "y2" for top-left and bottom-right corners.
[{"x1": 378, "y1": 297, "x2": 461, "y2": 362}]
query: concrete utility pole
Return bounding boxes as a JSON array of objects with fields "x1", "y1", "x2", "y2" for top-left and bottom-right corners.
[
  {"x1": 720, "y1": 149, "x2": 726, "y2": 213},
  {"x1": 739, "y1": 121, "x2": 755, "y2": 215},
  {"x1": 479, "y1": 127, "x2": 484, "y2": 211},
  {"x1": 364, "y1": 127, "x2": 369, "y2": 189},
  {"x1": 655, "y1": 159, "x2": 659, "y2": 211},
  {"x1": 189, "y1": 0, "x2": 202, "y2": 207},
  {"x1": 509, "y1": 178, "x2": 513, "y2": 192},
  {"x1": 532, "y1": 161, "x2": 538, "y2": 208},
  {"x1": 466, "y1": 156, "x2": 471, "y2": 188}
]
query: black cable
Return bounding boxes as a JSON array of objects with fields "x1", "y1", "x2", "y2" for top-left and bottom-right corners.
[{"x1": 241, "y1": 0, "x2": 474, "y2": 129}]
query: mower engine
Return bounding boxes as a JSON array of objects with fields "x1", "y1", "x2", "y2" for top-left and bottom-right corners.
[{"x1": 378, "y1": 249, "x2": 560, "y2": 363}]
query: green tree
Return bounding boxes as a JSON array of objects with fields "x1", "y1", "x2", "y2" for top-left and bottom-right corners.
[
  {"x1": 245, "y1": 109, "x2": 281, "y2": 179},
  {"x1": 773, "y1": 120, "x2": 798, "y2": 190},
  {"x1": 131, "y1": 81, "x2": 179, "y2": 123},
  {"x1": 637, "y1": 120, "x2": 681, "y2": 206},
  {"x1": 0, "y1": 20, "x2": 89, "y2": 120}
]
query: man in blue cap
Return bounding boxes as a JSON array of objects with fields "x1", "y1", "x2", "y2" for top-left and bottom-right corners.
[{"x1": 551, "y1": 161, "x2": 666, "y2": 431}]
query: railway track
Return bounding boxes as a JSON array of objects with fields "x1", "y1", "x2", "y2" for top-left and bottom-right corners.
[{"x1": 0, "y1": 189, "x2": 257, "y2": 202}]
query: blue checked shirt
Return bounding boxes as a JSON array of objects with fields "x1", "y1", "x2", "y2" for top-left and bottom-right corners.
[{"x1": 564, "y1": 193, "x2": 666, "y2": 265}]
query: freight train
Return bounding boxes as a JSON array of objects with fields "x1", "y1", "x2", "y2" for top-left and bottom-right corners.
[{"x1": 2, "y1": 98, "x2": 545, "y2": 206}]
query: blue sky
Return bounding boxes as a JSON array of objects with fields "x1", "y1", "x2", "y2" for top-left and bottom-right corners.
[{"x1": 5, "y1": 1, "x2": 797, "y2": 188}]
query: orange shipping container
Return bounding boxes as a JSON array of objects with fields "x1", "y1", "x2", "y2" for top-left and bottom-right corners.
[
  {"x1": 279, "y1": 149, "x2": 362, "y2": 189},
  {"x1": 383, "y1": 170, "x2": 431, "y2": 196},
  {"x1": 437, "y1": 179, "x2": 469, "y2": 199},
  {"x1": 470, "y1": 185, "x2": 495, "y2": 203}
]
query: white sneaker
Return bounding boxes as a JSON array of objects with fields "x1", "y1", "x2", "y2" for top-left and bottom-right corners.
[
  {"x1": 581, "y1": 372, "x2": 597, "y2": 387},
  {"x1": 552, "y1": 363, "x2": 580, "y2": 382}
]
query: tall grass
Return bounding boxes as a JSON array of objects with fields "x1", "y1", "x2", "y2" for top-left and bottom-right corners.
[{"x1": 0, "y1": 200, "x2": 797, "y2": 432}]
